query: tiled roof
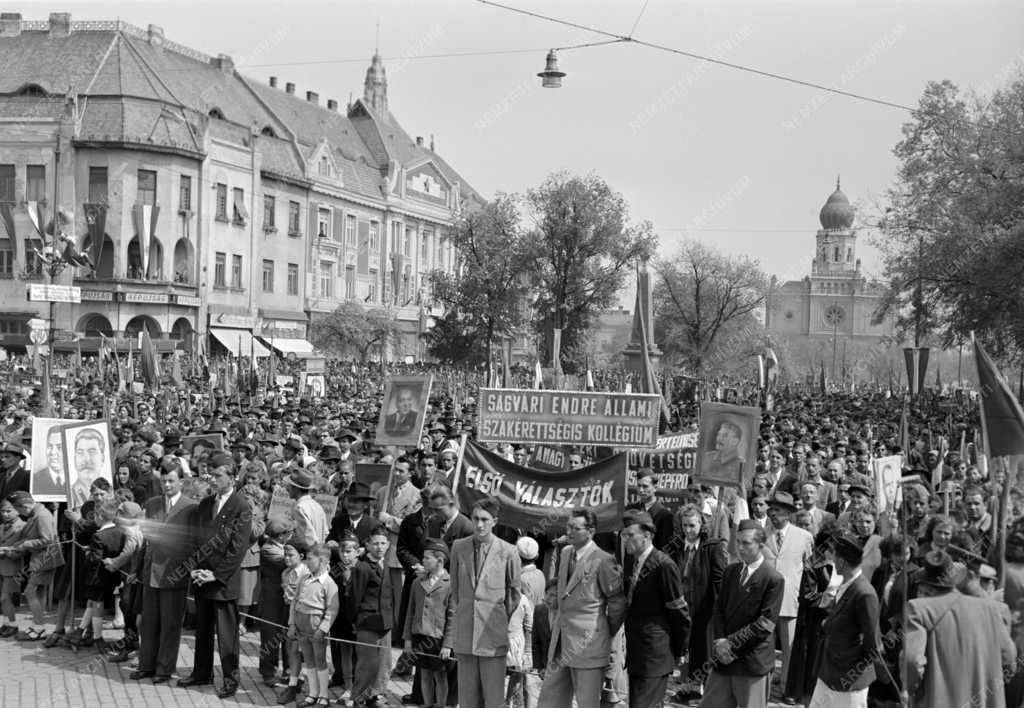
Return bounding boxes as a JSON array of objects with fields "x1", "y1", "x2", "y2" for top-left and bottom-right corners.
[{"x1": 0, "y1": 29, "x2": 114, "y2": 94}]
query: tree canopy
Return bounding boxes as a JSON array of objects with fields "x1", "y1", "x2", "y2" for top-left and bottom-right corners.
[{"x1": 308, "y1": 301, "x2": 400, "y2": 362}]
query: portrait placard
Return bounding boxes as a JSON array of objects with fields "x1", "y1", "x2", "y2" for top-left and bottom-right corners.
[
  {"x1": 59, "y1": 420, "x2": 115, "y2": 508},
  {"x1": 29, "y1": 417, "x2": 82, "y2": 502},
  {"x1": 694, "y1": 402, "x2": 761, "y2": 489},
  {"x1": 376, "y1": 375, "x2": 433, "y2": 448}
]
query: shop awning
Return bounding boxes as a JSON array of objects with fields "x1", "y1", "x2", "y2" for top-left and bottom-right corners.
[
  {"x1": 263, "y1": 337, "x2": 316, "y2": 357},
  {"x1": 209, "y1": 328, "x2": 270, "y2": 357}
]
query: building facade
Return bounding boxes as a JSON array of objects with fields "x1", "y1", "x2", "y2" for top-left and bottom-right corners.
[
  {"x1": 0, "y1": 12, "x2": 479, "y2": 358},
  {"x1": 765, "y1": 180, "x2": 896, "y2": 344}
]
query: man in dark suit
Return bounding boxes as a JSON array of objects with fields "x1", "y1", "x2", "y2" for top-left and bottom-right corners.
[
  {"x1": 129, "y1": 466, "x2": 197, "y2": 679},
  {"x1": 627, "y1": 470, "x2": 675, "y2": 550},
  {"x1": 621, "y1": 509, "x2": 691, "y2": 708},
  {"x1": 177, "y1": 452, "x2": 252, "y2": 699},
  {"x1": 0, "y1": 442, "x2": 29, "y2": 500},
  {"x1": 328, "y1": 481, "x2": 377, "y2": 545},
  {"x1": 32, "y1": 427, "x2": 66, "y2": 497},
  {"x1": 382, "y1": 387, "x2": 420, "y2": 438},
  {"x1": 394, "y1": 488, "x2": 430, "y2": 690},
  {"x1": 807, "y1": 531, "x2": 882, "y2": 706},
  {"x1": 426, "y1": 485, "x2": 474, "y2": 549},
  {"x1": 700, "y1": 519, "x2": 784, "y2": 708}
]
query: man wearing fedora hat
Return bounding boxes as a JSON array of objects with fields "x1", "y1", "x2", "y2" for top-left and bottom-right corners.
[
  {"x1": 286, "y1": 468, "x2": 327, "y2": 553},
  {"x1": 807, "y1": 531, "x2": 881, "y2": 708},
  {"x1": 763, "y1": 490, "x2": 812, "y2": 697},
  {"x1": 905, "y1": 550, "x2": 1015, "y2": 708},
  {"x1": 329, "y1": 481, "x2": 378, "y2": 545}
]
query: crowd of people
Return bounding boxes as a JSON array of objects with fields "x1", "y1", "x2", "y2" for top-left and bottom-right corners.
[{"x1": 0, "y1": 353, "x2": 1020, "y2": 708}]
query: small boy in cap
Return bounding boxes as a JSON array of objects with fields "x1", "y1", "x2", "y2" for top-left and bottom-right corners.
[
  {"x1": 259, "y1": 517, "x2": 294, "y2": 685},
  {"x1": 403, "y1": 538, "x2": 452, "y2": 708}
]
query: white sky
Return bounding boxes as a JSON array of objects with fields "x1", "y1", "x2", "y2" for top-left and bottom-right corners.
[{"x1": 26, "y1": 0, "x2": 1024, "y2": 285}]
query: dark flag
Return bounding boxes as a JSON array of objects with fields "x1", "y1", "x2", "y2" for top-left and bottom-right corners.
[{"x1": 974, "y1": 336, "x2": 1024, "y2": 456}]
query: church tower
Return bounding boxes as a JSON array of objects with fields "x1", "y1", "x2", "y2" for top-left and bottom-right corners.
[
  {"x1": 812, "y1": 177, "x2": 859, "y2": 276},
  {"x1": 363, "y1": 52, "x2": 388, "y2": 115}
]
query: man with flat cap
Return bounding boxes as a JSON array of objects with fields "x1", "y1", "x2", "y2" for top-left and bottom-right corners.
[
  {"x1": 701, "y1": 518, "x2": 784, "y2": 708},
  {"x1": 621, "y1": 509, "x2": 690, "y2": 707},
  {"x1": 807, "y1": 530, "x2": 882, "y2": 708},
  {"x1": 904, "y1": 550, "x2": 1015, "y2": 708}
]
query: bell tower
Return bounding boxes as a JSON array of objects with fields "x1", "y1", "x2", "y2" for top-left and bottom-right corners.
[
  {"x1": 363, "y1": 52, "x2": 388, "y2": 115},
  {"x1": 812, "y1": 177, "x2": 858, "y2": 276}
]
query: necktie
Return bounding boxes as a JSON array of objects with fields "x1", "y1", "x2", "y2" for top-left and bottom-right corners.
[
  {"x1": 56, "y1": 475, "x2": 63, "y2": 488},
  {"x1": 775, "y1": 530, "x2": 784, "y2": 550},
  {"x1": 566, "y1": 548, "x2": 578, "y2": 580},
  {"x1": 475, "y1": 542, "x2": 485, "y2": 577},
  {"x1": 739, "y1": 565, "x2": 750, "y2": 586}
]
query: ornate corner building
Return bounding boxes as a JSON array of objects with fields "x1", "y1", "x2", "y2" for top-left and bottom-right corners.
[
  {"x1": 0, "y1": 12, "x2": 481, "y2": 358},
  {"x1": 765, "y1": 180, "x2": 896, "y2": 342}
]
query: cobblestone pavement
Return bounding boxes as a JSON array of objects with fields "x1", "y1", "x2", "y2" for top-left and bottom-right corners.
[{"x1": 0, "y1": 617, "x2": 794, "y2": 707}]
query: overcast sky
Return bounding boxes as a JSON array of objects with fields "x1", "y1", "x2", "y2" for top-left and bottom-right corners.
[{"x1": 27, "y1": 0, "x2": 1024, "y2": 284}]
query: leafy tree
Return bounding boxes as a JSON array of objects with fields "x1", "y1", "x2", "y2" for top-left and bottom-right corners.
[
  {"x1": 525, "y1": 172, "x2": 657, "y2": 373},
  {"x1": 427, "y1": 194, "x2": 532, "y2": 377},
  {"x1": 308, "y1": 301, "x2": 400, "y2": 362},
  {"x1": 653, "y1": 239, "x2": 769, "y2": 373},
  {"x1": 874, "y1": 75, "x2": 1024, "y2": 360}
]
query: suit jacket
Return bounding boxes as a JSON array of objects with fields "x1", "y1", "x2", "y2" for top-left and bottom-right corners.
[
  {"x1": 396, "y1": 508, "x2": 429, "y2": 574},
  {"x1": 403, "y1": 570, "x2": 452, "y2": 640},
  {"x1": 806, "y1": 506, "x2": 836, "y2": 536},
  {"x1": 442, "y1": 535, "x2": 522, "y2": 657},
  {"x1": 328, "y1": 511, "x2": 376, "y2": 545},
  {"x1": 623, "y1": 547, "x2": 691, "y2": 677},
  {"x1": 186, "y1": 492, "x2": 252, "y2": 601},
  {"x1": 427, "y1": 511, "x2": 474, "y2": 551},
  {"x1": 673, "y1": 534, "x2": 727, "y2": 619},
  {"x1": 710, "y1": 559, "x2": 785, "y2": 677},
  {"x1": 31, "y1": 467, "x2": 64, "y2": 497},
  {"x1": 259, "y1": 539, "x2": 287, "y2": 600},
  {"x1": 346, "y1": 557, "x2": 393, "y2": 633},
  {"x1": 817, "y1": 573, "x2": 881, "y2": 691},
  {"x1": 549, "y1": 543, "x2": 626, "y2": 669},
  {"x1": 0, "y1": 461, "x2": 28, "y2": 501},
  {"x1": 763, "y1": 523, "x2": 813, "y2": 617},
  {"x1": 383, "y1": 411, "x2": 419, "y2": 437},
  {"x1": 377, "y1": 481, "x2": 421, "y2": 569},
  {"x1": 143, "y1": 493, "x2": 198, "y2": 589}
]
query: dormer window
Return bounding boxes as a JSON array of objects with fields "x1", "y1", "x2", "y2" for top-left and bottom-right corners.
[
  {"x1": 261, "y1": 126, "x2": 277, "y2": 137},
  {"x1": 15, "y1": 84, "x2": 46, "y2": 97},
  {"x1": 319, "y1": 156, "x2": 330, "y2": 177},
  {"x1": 208, "y1": 107, "x2": 225, "y2": 120}
]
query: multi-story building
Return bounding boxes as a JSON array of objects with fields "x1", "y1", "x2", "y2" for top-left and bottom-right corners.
[{"x1": 0, "y1": 12, "x2": 480, "y2": 359}]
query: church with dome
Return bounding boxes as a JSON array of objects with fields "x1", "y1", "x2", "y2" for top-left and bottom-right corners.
[{"x1": 765, "y1": 180, "x2": 896, "y2": 344}]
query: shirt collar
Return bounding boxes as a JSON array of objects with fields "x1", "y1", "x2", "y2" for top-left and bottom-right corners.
[
  {"x1": 572, "y1": 539, "x2": 596, "y2": 560},
  {"x1": 744, "y1": 554, "x2": 765, "y2": 576},
  {"x1": 634, "y1": 543, "x2": 654, "y2": 571},
  {"x1": 98, "y1": 522, "x2": 116, "y2": 531},
  {"x1": 836, "y1": 568, "x2": 862, "y2": 600},
  {"x1": 167, "y1": 492, "x2": 181, "y2": 507}
]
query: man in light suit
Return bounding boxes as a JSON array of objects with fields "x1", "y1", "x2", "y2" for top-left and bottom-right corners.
[
  {"x1": 700, "y1": 519, "x2": 785, "y2": 708},
  {"x1": 763, "y1": 491, "x2": 813, "y2": 696},
  {"x1": 130, "y1": 465, "x2": 197, "y2": 680},
  {"x1": 375, "y1": 456, "x2": 422, "y2": 634},
  {"x1": 177, "y1": 452, "x2": 252, "y2": 699},
  {"x1": 538, "y1": 508, "x2": 626, "y2": 707},
  {"x1": 441, "y1": 497, "x2": 521, "y2": 708}
]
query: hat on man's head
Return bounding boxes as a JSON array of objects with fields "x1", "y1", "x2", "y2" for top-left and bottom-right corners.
[
  {"x1": 286, "y1": 469, "x2": 315, "y2": 491},
  {"x1": 265, "y1": 517, "x2": 295, "y2": 537},
  {"x1": 208, "y1": 451, "x2": 234, "y2": 470},
  {"x1": 622, "y1": 509, "x2": 656, "y2": 534},
  {"x1": 737, "y1": 518, "x2": 762, "y2": 534},
  {"x1": 0, "y1": 441, "x2": 24, "y2": 456},
  {"x1": 423, "y1": 538, "x2": 449, "y2": 558},
  {"x1": 913, "y1": 550, "x2": 961, "y2": 589},
  {"x1": 846, "y1": 473, "x2": 874, "y2": 497},
  {"x1": 319, "y1": 445, "x2": 341, "y2": 461},
  {"x1": 336, "y1": 429, "x2": 358, "y2": 442},
  {"x1": 285, "y1": 438, "x2": 304, "y2": 453},
  {"x1": 515, "y1": 537, "x2": 539, "y2": 561},
  {"x1": 829, "y1": 530, "x2": 865, "y2": 565},
  {"x1": 346, "y1": 481, "x2": 376, "y2": 501},
  {"x1": 767, "y1": 491, "x2": 797, "y2": 512}
]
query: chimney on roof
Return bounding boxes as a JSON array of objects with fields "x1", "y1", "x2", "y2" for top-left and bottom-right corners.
[
  {"x1": 0, "y1": 12, "x2": 23, "y2": 37},
  {"x1": 285, "y1": 82, "x2": 295, "y2": 95},
  {"x1": 48, "y1": 12, "x2": 71, "y2": 38},
  {"x1": 147, "y1": 24, "x2": 164, "y2": 48},
  {"x1": 415, "y1": 137, "x2": 424, "y2": 147},
  {"x1": 327, "y1": 99, "x2": 338, "y2": 111},
  {"x1": 430, "y1": 134, "x2": 435, "y2": 151},
  {"x1": 269, "y1": 76, "x2": 278, "y2": 88},
  {"x1": 306, "y1": 91, "x2": 319, "y2": 105},
  {"x1": 212, "y1": 53, "x2": 234, "y2": 74}
]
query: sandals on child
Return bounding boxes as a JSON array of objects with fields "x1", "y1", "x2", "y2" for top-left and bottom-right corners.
[{"x1": 16, "y1": 627, "x2": 46, "y2": 641}]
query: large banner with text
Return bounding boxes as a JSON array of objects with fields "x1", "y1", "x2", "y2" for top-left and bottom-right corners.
[
  {"x1": 457, "y1": 441, "x2": 628, "y2": 533},
  {"x1": 477, "y1": 388, "x2": 661, "y2": 448}
]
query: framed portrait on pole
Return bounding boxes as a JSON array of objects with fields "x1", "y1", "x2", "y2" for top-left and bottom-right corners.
[
  {"x1": 695, "y1": 402, "x2": 761, "y2": 489},
  {"x1": 60, "y1": 420, "x2": 115, "y2": 508},
  {"x1": 29, "y1": 417, "x2": 82, "y2": 502},
  {"x1": 376, "y1": 375, "x2": 433, "y2": 448}
]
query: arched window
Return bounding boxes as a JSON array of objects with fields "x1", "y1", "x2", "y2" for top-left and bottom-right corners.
[
  {"x1": 80, "y1": 233, "x2": 115, "y2": 278},
  {"x1": 208, "y1": 107, "x2": 225, "y2": 120},
  {"x1": 124, "y1": 315, "x2": 162, "y2": 339},
  {"x1": 15, "y1": 83, "x2": 46, "y2": 97},
  {"x1": 77, "y1": 313, "x2": 114, "y2": 338},
  {"x1": 261, "y1": 126, "x2": 277, "y2": 137},
  {"x1": 127, "y1": 236, "x2": 165, "y2": 280},
  {"x1": 173, "y1": 238, "x2": 195, "y2": 284}
]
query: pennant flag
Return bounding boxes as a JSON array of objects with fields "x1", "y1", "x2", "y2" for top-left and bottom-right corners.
[
  {"x1": 98, "y1": 333, "x2": 108, "y2": 381},
  {"x1": 40, "y1": 359, "x2": 53, "y2": 415},
  {"x1": 756, "y1": 354, "x2": 766, "y2": 389},
  {"x1": 765, "y1": 346, "x2": 779, "y2": 385},
  {"x1": 25, "y1": 201, "x2": 46, "y2": 238},
  {"x1": 819, "y1": 360, "x2": 826, "y2": 394},
  {"x1": 904, "y1": 347, "x2": 930, "y2": 397},
  {"x1": 84, "y1": 203, "x2": 107, "y2": 270},
  {"x1": 0, "y1": 202, "x2": 18, "y2": 271},
  {"x1": 534, "y1": 360, "x2": 543, "y2": 390},
  {"x1": 140, "y1": 331, "x2": 161, "y2": 389},
  {"x1": 974, "y1": 335, "x2": 1024, "y2": 457},
  {"x1": 126, "y1": 336, "x2": 135, "y2": 386},
  {"x1": 132, "y1": 204, "x2": 160, "y2": 277},
  {"x1": 456, "y1": 441, "x2": 628, "y2": 533},
  {"x1": 899, "y1": 403, "x2": 909, "y2": 455}
]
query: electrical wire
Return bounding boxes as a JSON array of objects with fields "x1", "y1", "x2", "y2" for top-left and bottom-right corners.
[
  {"x1": 476, "y1": 0, "x2": 919, "y2": 113},
  {"x1": 628, "y1": 0, "x2": 652, "y2": 38}
]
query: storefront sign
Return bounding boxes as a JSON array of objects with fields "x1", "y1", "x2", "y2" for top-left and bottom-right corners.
[
  {"x1": 477, "y1": 388, "x2": 661, "y2": 448},
  {"x1": 26, "y1": 284, "x2": 81, "y2": 303},
  {"x1": 124, "y1": 292, "x2": 169, "y2": 304},
  {"x1": 175, "y1": 295, "x2": 202, "y2": 307},
  {"x1": 213, "y1": 313, "x2": 256, "y2": 328},
  {"x1": 80, "y1": 290, "x2": 113, "y2": 302}
]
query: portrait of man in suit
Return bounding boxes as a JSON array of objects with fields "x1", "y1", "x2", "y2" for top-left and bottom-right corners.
[
  {"x1": 377, "y1": 375, "x2": 432, "y2": 447},
  {"x1": 63, "y1": 423, "x2": 114, "y2": 508},
  {"x1": 31, "y1": 424, "x2": 67, "y2": 500},
  {"x1": 697, "y1": 402, "x2": 760, "y2": 488}
]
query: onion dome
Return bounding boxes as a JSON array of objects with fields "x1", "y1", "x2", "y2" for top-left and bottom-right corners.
[{"x1": 819, "y1": 177, "x2": 854, "y2": 229}]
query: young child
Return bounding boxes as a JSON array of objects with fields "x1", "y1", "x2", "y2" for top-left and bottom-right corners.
[
  {"x1": 345, "y1": 524, "x2": 393, "y2": 707},
  {"x1": 329, "y1": 530, "x2": 361, "y2": 702},
  {"x1": 77, "y1": 500, "x2": 126, "y2": 652},
  {"x1": 402, "y1": 538, "x2": 452, "y2": 708},
  {"x1": 288, "y1": 544, "x2": 339, "y2": 708},
  {"x1": 277, "y1": 543, "x2": 310, "y2": 705},
  {"x1": 504, "y1": 584, "x2": 534, "y2": 708},
  {"x1": 103, "y1": 501, "x2": 145, "y2": 657},
  {"x1": 0, "y1": 498, "x2": 26, "y2": 637}
]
